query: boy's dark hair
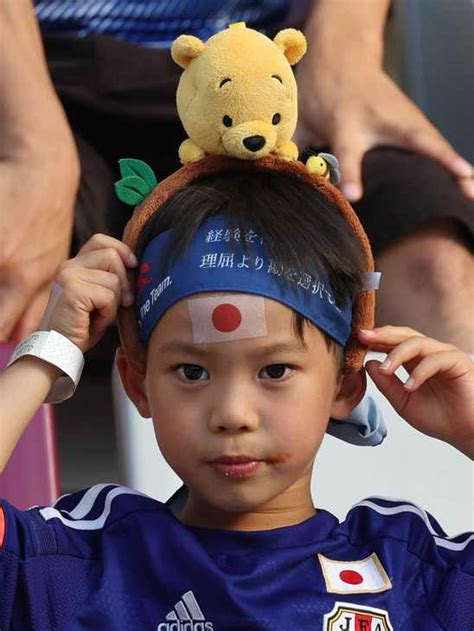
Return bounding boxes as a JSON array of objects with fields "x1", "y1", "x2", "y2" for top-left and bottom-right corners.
[{"x1": 135, "y1": 170, "x2": 367, "y2": 362}]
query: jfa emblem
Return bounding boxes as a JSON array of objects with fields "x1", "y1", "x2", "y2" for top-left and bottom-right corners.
[{"x1": 323, "y1": 602, "x2": 393, "y2": 631}]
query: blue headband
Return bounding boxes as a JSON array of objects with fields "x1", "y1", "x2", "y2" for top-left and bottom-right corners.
[{"x1": 136, "y1": 216, "x2": 354, "y2": 345}]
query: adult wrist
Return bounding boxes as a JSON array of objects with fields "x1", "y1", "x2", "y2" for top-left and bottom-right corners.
[
  {"x1": 304, "y1": 0, "x2": 387, "y2": 68},
  {"x1": 6, "y1": 330, "x2": 84, "y2": 403},
  {"x1": 12, "y1": 116, "x2": 79, "y2": 176}
]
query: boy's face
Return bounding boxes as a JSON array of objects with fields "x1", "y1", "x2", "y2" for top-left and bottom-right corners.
[{"x1": 120, "y1": 292, "x2": 364, "y2": 529}]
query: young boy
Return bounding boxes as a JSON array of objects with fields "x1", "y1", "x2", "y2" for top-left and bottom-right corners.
[{"x1": 1, "y1": 167, "x2": 473, "y2": 630}]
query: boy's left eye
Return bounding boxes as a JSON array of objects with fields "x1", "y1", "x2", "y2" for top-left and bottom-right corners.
[
  {"x1": 258, "y1": 364, "x2": 293, "y2": 380},
  {"x1": 177, "y1": 364, "x2": 209, "y2": 381}
]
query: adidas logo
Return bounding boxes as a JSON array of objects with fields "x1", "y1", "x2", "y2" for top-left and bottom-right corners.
[{"x1": 157, "y1": 591, "x2": 214, "y2": 630}]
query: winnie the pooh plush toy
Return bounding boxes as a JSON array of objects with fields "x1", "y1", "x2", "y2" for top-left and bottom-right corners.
[{"x1": 171, "y1": 22, "x2": 307, "y2": 164}]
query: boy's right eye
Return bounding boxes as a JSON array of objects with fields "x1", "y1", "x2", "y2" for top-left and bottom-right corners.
[{"x1": 176, "y1": 364, "x2": 209, "y2": 382}]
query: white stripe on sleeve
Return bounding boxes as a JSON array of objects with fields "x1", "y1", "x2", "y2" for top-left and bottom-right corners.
[{"x1": 39, "y1": 485, "x2": 147, "y2": 530}]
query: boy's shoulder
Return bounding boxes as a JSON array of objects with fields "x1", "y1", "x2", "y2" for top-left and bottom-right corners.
[
  {"x1": 45, "y1": 482, "x2": 161, "y2": 520},
  {"x1": 339, "y1": 495, "x2": 474, "y2": 574},
  {"x1": 0, "y1": 483, "x2": 172, "y2": 559},
  {"x1": 2, "y1": 487, "x2": 472, "y2": 575}
]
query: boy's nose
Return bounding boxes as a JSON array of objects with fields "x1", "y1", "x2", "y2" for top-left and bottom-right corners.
[{"x1": 207, "y1": 394, "x2": 259, "y2": 434}]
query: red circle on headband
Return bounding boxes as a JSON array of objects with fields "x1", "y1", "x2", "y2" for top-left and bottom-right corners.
[{"x1": 212, "y1": 303, "x2": 242, "y2": 332}]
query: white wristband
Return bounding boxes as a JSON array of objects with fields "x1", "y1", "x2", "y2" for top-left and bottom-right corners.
[{"x1": 6, "y1": 330, "x2": 84, "y2": 404}]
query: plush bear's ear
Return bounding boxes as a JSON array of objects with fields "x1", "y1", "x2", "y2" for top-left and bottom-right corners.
[
  {"x1": 171, "y1": 35, "x2": 206, "y2": 69},
  {"x1": 273, "y1": 28, "x2": 307, "y2": 65}
]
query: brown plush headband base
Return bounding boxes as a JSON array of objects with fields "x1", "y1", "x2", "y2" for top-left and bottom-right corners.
[{"x1": 118, "y1": 154, "x2": 375, "y2": 375}]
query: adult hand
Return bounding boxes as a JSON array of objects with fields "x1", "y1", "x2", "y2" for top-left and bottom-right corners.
[
  {"x1": 358, "y1": 326, "x2": 474, "y2": 459},
  {"x1": 0, "y1": 146, "x2": 79, "y2": 341},
  {"x1": 0, "y1": 0, "x2": 80, "y2": 341},
  {"x1": 295, "y1": 2, "x2": 473, "y2": 202}
]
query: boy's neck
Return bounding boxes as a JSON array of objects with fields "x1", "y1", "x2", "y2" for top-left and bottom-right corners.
[{"x1": 179, "y1": 479, "x2": 316, "y2": 531}]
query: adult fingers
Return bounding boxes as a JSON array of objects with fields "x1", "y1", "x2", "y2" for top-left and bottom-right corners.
[
  {"x1": 401, "y1": 118, "x2": 473, "y2": 198},
  {"x1": 332, "y1": 129, "x2": 368, "y2": 202},
  {"x1": 458, "y1": 175, "x2": 474, "y2": 201}
]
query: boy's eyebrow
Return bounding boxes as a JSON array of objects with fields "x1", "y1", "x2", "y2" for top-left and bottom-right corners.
[{"x1": 158, "y1": 340, "x2": 307, "y2": 357}]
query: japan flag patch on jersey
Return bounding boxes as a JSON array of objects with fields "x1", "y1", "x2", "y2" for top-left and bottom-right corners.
[
  {"x1": 187, "y1": 295, "x2": 267, "y2": 343},
  {"x1": 317, "y1": 552, "x2": 392, "y2": 594},
  {"x1": 323, "y1": 602, "x2": 393, "y2": 631}
]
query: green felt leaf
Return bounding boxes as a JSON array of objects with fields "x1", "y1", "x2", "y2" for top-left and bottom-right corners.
[
  {"x1": 119, "y1": 159, "x2": 157, "y2": 190},
  {"x1": 114, "y1": 176, "x2": 149, "y2": 205}
]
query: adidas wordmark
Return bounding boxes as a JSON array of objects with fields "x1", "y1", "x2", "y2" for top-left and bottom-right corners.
[{"x1": 157, "y1": 591, "x2": 214, "y2": 631}]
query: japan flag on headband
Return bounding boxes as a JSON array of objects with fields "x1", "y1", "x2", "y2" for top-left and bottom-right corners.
[
  {"x1": 187, "y1": 295, "x2": 267, "y2": 343},
  {"x1": 317, "y1": 553, "x2": 392, "y2": 594}
]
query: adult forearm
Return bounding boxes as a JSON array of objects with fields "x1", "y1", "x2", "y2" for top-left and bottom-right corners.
[
  {"x1": 0, "y1": 357, "x2": 60, "y2": 474},
  {"x1": 305, "y1": 0, "x2": 391, "y2": 65},
  {"x1": 0, "y1": 0, "x2": 78, "y2": 162}
]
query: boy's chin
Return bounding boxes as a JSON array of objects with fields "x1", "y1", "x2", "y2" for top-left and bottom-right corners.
[{"x1": 189, "y1": 482, "x2": 285, "y2": 515}]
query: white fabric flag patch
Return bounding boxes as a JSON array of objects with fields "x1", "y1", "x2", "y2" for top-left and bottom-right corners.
[
  {"x1": 317, "y1": 552, "x2": 392, "y2": 594},
  {"x1": 187, "y1": 295, "x2": 267, "y2": 343}
]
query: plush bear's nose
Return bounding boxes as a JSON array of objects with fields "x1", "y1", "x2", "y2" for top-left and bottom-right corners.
[{"x1": 243, "y1": 135, "x2": 266, "y2": 152}]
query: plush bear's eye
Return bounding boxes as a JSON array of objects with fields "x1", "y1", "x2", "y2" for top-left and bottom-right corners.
[
  {"x1": 223, "y1": 115, "x2": 233, "y2": 127},
  {"x1": 272, "y1": 113, "x2": 281, "y2": 125}
]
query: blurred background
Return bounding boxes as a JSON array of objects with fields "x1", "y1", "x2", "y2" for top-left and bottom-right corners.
[
  {"x1": 1, "y1": 0, "x2": 473, "y2": 535},
  {"x1": 60, "y1": 0, "x2": 474, "y2": 534}
]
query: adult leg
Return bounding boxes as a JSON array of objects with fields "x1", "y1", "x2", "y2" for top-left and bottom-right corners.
[
  {"x1": 72, "y1": 134, "x2": 119, "y2": 252},
  {"x1": 44, "y1": 33, "x2": 184, "y2": 245},
  {"x1": 376, "y1": 219, "x2": 474, "y2": 351},
  {"x1": 354, "y1": 147, "x2": 474, "y2": 353}
]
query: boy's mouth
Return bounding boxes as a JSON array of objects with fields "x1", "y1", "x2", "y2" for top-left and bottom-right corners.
[
  {"x1": 208, "y1": 455, "x2": 263, "y2": 478},
  {"x1": 210, "y1": 456, "x2": 262, "y2": 478},
  {"x1": 207, "y1": 453, "x2": 289, "y2": 478},
  {"x1": 210, "y1": 455, "x2": 260, "y2": 464}
]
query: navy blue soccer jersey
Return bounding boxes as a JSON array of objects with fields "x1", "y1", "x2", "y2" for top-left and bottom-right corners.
[{"x1": 1, "y1": 484, "x2": 473, "y2": 630}]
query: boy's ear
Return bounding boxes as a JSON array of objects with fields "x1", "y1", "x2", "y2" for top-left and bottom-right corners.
[
  {"x1": 115, "y1": 347, "x2": 151, "y2": 419},
  {"x1": 330, "y1": 368, "x2": 367, "y2": 420}
]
